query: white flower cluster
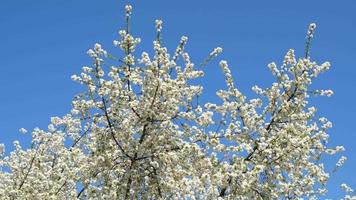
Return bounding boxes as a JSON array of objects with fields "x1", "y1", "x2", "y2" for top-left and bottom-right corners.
[
  {"x1": 155, "y1": 19, "x2": 163, "y2": 32},
  {"x1": 341, "y1": 183, "x2": 356, "y2": 200},
  {"x1": 210, "y1": 47, "x2": 223, "y2": 57},
  {"x1": 172, "y1": 36, "x2": 188, "y2": 62},
  {"x1": 201, "y1": 47, "x2": 223, "y2": 67},
  {"x1": 19, "y1": 128, "x2": 28, "y2": 134},
  {"x1": 336, "y1": 156, "x2": 347, "y2": 168},
  {"x1": 342, "y1": 183, "x2": 354, "y2": 193},
  {"x1": 0, "y1": 5, "x2": 349, "y2": 200},
  {"x1": 113, "y1": 30, "x2": 141, "y2": 54},
  {"x1": 315, "y1": 89, "x2": 334, "y2": 97},
  {"x1": 307, "y1": 23, "x2": 317, "y2": 38},
  {"x1": 326, "y1": 146, "x2": 345, "y2": 155},
  {"x1": 125, "y1": 5, "x2": 132, "y2": 16}
]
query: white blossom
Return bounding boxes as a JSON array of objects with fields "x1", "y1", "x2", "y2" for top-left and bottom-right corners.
[
  {"x1": 19, "y1": 128, "x2": 27, "y2": 134},
  {"x1": 307, "y1": 23, "x2": 317, "y2": 38},
  {"x1": 125, "y1": 4, "x2": 132, "y2": 16},
  {"x1": 336, "y1": 156, "x2": 347, "y2": 168},
  {"x1": 341, "y1": 183, "x2": 354, "y2": 193},
  {"x1": 209, "y1": 47, "x2": 223, "y2": 57},
  {"x1": 155, "y1": 19, "x2": 163, "y2": 32},
  {"x1": 0, "y1": 5, "x2": 348, "y2": 200}
]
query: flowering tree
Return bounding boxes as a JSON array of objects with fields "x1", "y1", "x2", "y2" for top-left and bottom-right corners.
[{"x1": 0, "y1": 5, "x2": 354, "y2": 200}]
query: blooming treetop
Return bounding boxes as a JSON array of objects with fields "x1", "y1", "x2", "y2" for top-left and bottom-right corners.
[{"x1": 0, "y1": 5, "x2": 354, "y2": 200}]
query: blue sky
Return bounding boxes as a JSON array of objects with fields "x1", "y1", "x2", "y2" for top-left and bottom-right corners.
[{"x1": 0, "y1": 0, "x2": 355, "y2": 198}]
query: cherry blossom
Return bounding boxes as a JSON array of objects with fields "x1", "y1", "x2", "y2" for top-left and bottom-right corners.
[{"x1": 0, "y1": 5, "x2": 353, "y2": 199}]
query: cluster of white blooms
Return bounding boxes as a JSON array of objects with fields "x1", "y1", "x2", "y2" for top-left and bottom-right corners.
[
  {"x1": 341, "y1": 183, "x2": 356, "y2": 200},
  {"x1": 210, "y1": 47, "x2": 223, "y2": 57},
  {"x1": 305, "y1": 23, "x2": 317, "y2": 59},
  {"x1": 326, "y1": 145, "x2": 345, "y2": 155},
  {"x1": 307, "y1": 23, "x2": 317, "y2": 38},
  {"x1": 172, "y1": 36, "x2": 188, "y2": 62},
  {"x1": 155, "y1": 19, "x2": 163, "y2": 32},
  {"x1": 342, "y1": 183, "x2": 354, "y2": 193},
  {"x1": 336, "y1": 156, "x2": 347, "y2": 168},
  {"x1": 0, "y1": 5, "x2": 352, "y2": 199},
  {"x1": 19, "y1": 128, "x2": 28, "y2": 134},
  {"x1": 125, "y1": 5, "x2": 132, "y2": 16},
  {"x1": 315, "y1": 89, "x2": 334, "y2": 97},
  {"x1": 201, "y1": 47, "x2": 223, "y2": 67},
  {"x1": 113, "y1": 30, "x2": 141, "y2": 55},
  {"x1": 267, "y1": 62, "x2": 279, "y2": 76}
]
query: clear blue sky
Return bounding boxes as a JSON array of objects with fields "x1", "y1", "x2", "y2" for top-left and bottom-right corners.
[{"x1": 0, "y1": 0, "x2": 355, "y2": 198}]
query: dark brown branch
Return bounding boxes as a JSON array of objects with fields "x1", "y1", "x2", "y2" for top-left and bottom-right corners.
[
  {"x1": 150, "y1": 83, "x2": 160, "y2": 108},
  {"x1": 102, "y1": 97, "x2": 132, "y2": 159},
  {"x1": 124, "y1": 161, "x2": 135, "y2": 199},
  {"x1": 219, "y1": 177, "x2": 232, "y2": 197},
  {"x1": 54, "y1": 181, "x2": 67, "y2": 196},
  {"x1": 71, "y1": 126, "x2": 91, "y2": 148},
  {"x1": 18, "y1": 156, "x2": 36, "y2": 189}
]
